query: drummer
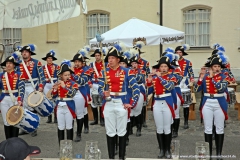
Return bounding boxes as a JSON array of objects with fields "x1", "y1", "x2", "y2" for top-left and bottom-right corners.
[
  {"x1": 0, "y1": 55, "x2": 25, "y2": 139},
  {"x1": 89, "y1": 49, "x2": 105, "y2": 126},
  {"x1": 195, "y1": 55, "x2": 228, "y2": 159},
  {"x1": 98, "y1": 44, "x2": 140, "y2": 159},
  {"x1": 52, "y1": 61, "x2": 79, "y2": 146},
  {"x1": 133, "y1": 41, "x2": 150, "y2": 128},
  {"x1": 175, "y1": 44, "x2": 194, "y2": 129},
  {"x1": 147, "y1": 53, "x2": 177, "y2": 159},
  {"x1": 42, "y1": 50, "x2": 59, "y2": 123},
  {"x1": 71, "y1": 50, "x2": 92, "y2": 142},
  {"x1": 17, "y1": 44, "x2": 46, "y2": 137}
]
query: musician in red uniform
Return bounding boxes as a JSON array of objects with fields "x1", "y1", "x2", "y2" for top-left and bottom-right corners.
[
  {"x1": 175, "y1": 44, "x2": 194, "y2": 129},
  {"x1": 89, "y1": 49, "x2": 105, "y2": 126},
  {"x1": 42, "y1": 50, "x2": 60, "y2": 123},
  {"x1": 0, "y1": 55, "x2": 25, "y2": 139},
  {"x1": 17, "y1": 44, "x2": 46, "y2": 137},
  {"x1": 147, "y1": 54, "x2": 177, "y2": 159},
  {"x1": 98, "y1": 44, "x2": 140, "y2": 159},
  {"x1": 52, "y1": 62, "x2": 78, "y2": 146}
]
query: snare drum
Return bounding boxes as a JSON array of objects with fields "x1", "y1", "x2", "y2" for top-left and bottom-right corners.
[
  {"x1": 228, "y1": 87, "x2": 236, "y2": 105},
  {"x1": 92, "y1": 94, "x2": 103, "y2": 106},
  {"x1": 181, "y1": 88, "x2": 192, "y2": 105},
  {"x1": 6, "y1": 105, "x2": 40, "y2": 133},
  {"x1": 28, "y1": 91, "x2": 54, "y2": 117}
]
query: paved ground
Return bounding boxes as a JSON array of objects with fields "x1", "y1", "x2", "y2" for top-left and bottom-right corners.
[{"x1": 0, "y1": 86, "x2": 240, "y2": 159}]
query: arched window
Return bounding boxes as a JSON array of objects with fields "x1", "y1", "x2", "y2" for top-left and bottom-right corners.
[
  {"x1": 183, "y1": 7, "x2": 211, "y2": 47},
  {"x1": 86, "y1": 13, "x2": 109, "y2": 43}
]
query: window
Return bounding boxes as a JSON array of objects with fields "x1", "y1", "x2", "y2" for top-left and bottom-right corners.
[
  {"x1": 47, "y1": 22, "x2": 59, "y2": 43},
  {"x1": 183, "y1": 9, "x2": 211, "y2": 47},
  {"x1": 86, "y1": 13, "x2": 109, "y2": 43},
  {"x1": 0, "y1": 28, "x2": 21, "y2": 58}
]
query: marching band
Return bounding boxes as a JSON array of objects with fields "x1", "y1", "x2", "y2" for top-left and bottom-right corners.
[{"x1": 0, "y1": 41, "x2": 236, "y2": 160}]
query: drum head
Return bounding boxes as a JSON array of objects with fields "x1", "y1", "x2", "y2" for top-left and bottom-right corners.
[
  {"x1": 46, "y1": 89, "x2": 53, "y2": 100},
  {"x1": 6, "y1": 106, "x2": 24, "y2": 126},
  {"x1": 27, "y1": 91, "x2": 44, "y2": 107}
]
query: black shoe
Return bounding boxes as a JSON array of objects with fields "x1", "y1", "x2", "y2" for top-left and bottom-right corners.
[
  {"x1": 106, "y1": 135, "x2": 115, "y2": 159},
  {"x1": 172, "y1": 132, "x2": 178, "y2": 138},
  {"x1": 84, "y1": 128, "x2": 89, "y2": 134},
  {"x1": 156, "y1": 133, "x2": 165, "y2": 158},
  {"x1": 143, "y1": 122, "x2": 147, "y2": 128},
  {"x1": 135, "y1": 114, "x2": 142, "y2": 137},
  {"x1": 183, "y1": 108, "x2": 189, "y2": 129},
  {"x1": 74, "y1": 118, "x2": 84, "y2": 142},
  {"x1": 204, "y1": 133, "x2": 212, "y2": 158},
  {"x1": 74, "y1": 134, "x2": 81, "y2": 142},
  {"x1": 184, "y1": 121, "x2": 189, "y2": 129},
  {"x1": 46, "y1": 115, "x2": 52, "y2": 123},
  {"x1": 19, "y1": 130, "x2": 28, "y2": 136},
  {"x1": 172, "y1": 118, "x2": 180, "y2": 138},
  {"x1": 31, "y1": 130, "x2": 37, "y2": 137},
  {"x1": 90, "y1": 107, "x2": 98, "y2": 125},
  {"x1": 164, "y1": 133, "x2": 172, "y2": 159}
]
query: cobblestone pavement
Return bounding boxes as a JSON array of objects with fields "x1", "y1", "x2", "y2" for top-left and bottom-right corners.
[{"x1": 0, "y1": 87, "x2": 240, "y2": 159}]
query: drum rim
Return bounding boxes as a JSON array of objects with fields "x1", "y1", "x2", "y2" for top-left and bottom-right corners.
[
  {"x1": 6, "y1": 105, "x2": 24, "y2": 126},
  {"x1": 27, "y1": 91, "x2": 44, "y2": 107}
]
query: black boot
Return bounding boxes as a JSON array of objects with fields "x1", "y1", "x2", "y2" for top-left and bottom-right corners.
[
  {"x1": 126, "y1": 122, "x2": 131, "y2": 146},
  {"x1": 129, "y1": 117, "x2": 134, "y2": 135},
  {"x1": 164, "y1": 133, "x2": 172, "y2": 159},
  {"x1": 31, "y1": 130, "x2": 37, "y2": 137},
  {"x1": 67, "y1": 128, "x2": 73, "y2": 141},
  {"x1": 4, "y1": 125, "x2": 11, "y2": 139},
  {"x1": 106, "y1": 135, "x2": 115, "y2": 159},
  {"x1": 115, "y1": 135, "x2": 118, "y2": 155},
  {"x1": 212, "y1": 125, "x2": 216, "y2": 140},
  {"x1": 216, "y1": 134, "x2": 224, "y2": 160},
  {"x1": 58, "y1": 129, "x2": 65, "y2": 146},
  {"x1": 84, "y1": 114, "x2": 89, "y2": 134},
  {"x1": 136, "y1": 114, "x2": 142, "y2": 137},
  {"x1": 74, "y1": 118, "x2": 84, "y2": 142},
  {"x1": 119, "y1": 134, "x2": 126, "y2": 160},
  {"x1": 46, "y1": 115, "x2": 52, "y2": 123},
  {"x1": 172, "y1": 119, "x2": 180, "y2": 138},
  {"x1": 12, "y1": 126, "x2": 19, "y2": 138},
  {"x1": 157, "y1": 133, "x2": 165, "y2": 158},
  {"x1": 204, "y1": 133, "x2": 212, "y2": 158},
  {"x1": 142, "y1": 106, "x2": 147, "y2": 127},
  {"x1": 183, "y1": 108, "x2": 189, "y2": 129},
  {"x1": 100, "y1": 108, "x2": 105, "y2": 126},
  {"x1": 90, "y1": 107, "x2": 98, "y2": 125}
]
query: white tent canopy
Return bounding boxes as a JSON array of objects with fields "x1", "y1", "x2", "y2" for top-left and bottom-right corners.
[
  {"x1": 89, "y1": 17, "x2": 184, "y2": 48},
  {"x1": 0, "y1": 0, "x2": 80, "y2": 30}
]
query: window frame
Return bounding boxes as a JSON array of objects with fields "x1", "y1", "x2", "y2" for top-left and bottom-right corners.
[{"x1": 182, "y1": 5, "x2": 212, "y2": 49}]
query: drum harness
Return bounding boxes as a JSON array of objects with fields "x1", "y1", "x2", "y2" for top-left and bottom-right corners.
[
  {"x1": 45, "y1": 65, "x2": 56, "y2": 85},
  {"x1": 22, "y1": 60, "x2": 38, "y2": 90},
  {"x1": 4, "y1": 72, "x2": 19, "y2": 113}
]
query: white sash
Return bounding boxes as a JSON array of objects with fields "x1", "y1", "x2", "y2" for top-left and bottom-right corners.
[
  {"x1": 4, "y1": 72, "x2": 16, "y2": 103},
  {"x1": 22, "y1": 60, "x2": 36, "y2": 89},
  {"x1": 45, "y1": 65, "x2": 54, "y2": 85},
  {"x1": 93, "y1": 61, "x2": 99, "y2": 77}
]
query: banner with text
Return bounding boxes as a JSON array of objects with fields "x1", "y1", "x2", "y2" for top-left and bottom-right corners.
[{"x1": 3, "y1": 0, "x2": 80, "y2": 28}]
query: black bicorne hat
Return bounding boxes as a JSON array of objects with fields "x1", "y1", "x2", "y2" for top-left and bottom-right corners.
[
  {"x1": 71, "y1": 53, "x2": 85, "y2": 62},
  {"x1": 90, "y1": 49, "x2": 102, "y2": 57},
  {"x1": 42, "y1": 50, "x2": 57, "y2": 61},
  {"x1": 1, "y1": 56, "x2": 19, "y2": 66},
  {"x1": 57, "y1": 63, "x2": 74, "y2": 75},
  {"x1": 20, "y1": 44, "x2": 36, "y2": 55},
  {"x1": 104, "y1": 47, "x2": 123, "y2": 63},
  {"x1": 152, "y1": 56, "x2": 174, "y2": 69},
  {"x1": 205, "y1": 57, "x2": 226, "y2": 68},
  {"x1": 175, "y1": 44, "x2": 190, "y2": 56},
  {"x1": 130, "y1": 56, "x2": 141, "y2": 64}
]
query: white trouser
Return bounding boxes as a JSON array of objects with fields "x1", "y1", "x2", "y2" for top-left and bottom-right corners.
[
  {"x1": 153, "y1": 100, "x2": 172, "y2": 134},
  {"x1": 103, "y1": 98, "x2": 127, "y2": 137},
  {"x1": 180, "y1": 78, "x2": 190, "y2": 108},
  {"x1": 43, "y1": 83, "x2": 53, "y2": 95},
  {"x1": 0, "y1": 96, "x2": 18, "y2": 126},
  {"x1": 57, "y1": 105, "x2": 73, "y2": 130},
  {"x1": 130, "y1": 93, "x2": 144, "y2": 117},
  {"x1": 73, "y1": 90, "x2": 85, "y2": 119},
  {"x1": 90, "y1": 83, "x2": 100, "y2": 108},
  {"x1": 174, "y1": 94, "x2": 181, "y2": 119},
  {"x1": 23, "y1": 83, "x2": 36, "y2": 111},
  {"x1": 202, "y1": 99, "x2": 225, "y2": 134}
]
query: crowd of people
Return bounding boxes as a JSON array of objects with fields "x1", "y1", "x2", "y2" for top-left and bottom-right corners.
[{"x1": 0, "y1": 41, "x2": 236, "y2": 159}]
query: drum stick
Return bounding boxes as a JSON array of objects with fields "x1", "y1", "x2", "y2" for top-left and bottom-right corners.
[{"x1": 15, "y1": 105, "x2": 20, "y2": 114}]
